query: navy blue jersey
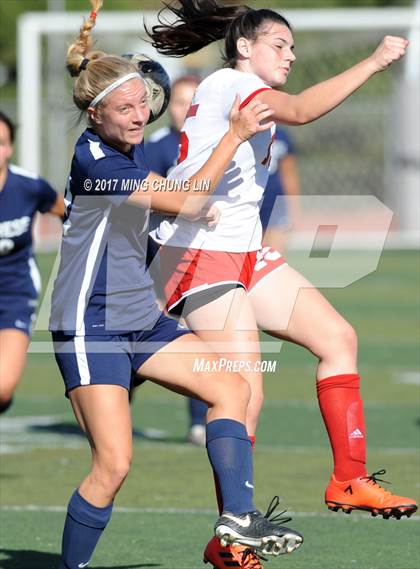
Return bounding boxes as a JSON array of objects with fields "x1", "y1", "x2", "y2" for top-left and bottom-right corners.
[
  {"x1": 144, "y1": 127, "x2": 180, "y2": 177},
  {"x1": 259, "y1": 128, "x2": 296, "y2": 230},
  {"x1": 144, "y1": 126, "x2": 181, "y2": 233},
  {"x1": 144, "y1": 127, "x2": 181, "y2": 233},
  {"x1": 265, "y1": 128, "x2": 296, "y2": 198},
  {"x1": 49, "y1": 128, "x2": 160, "y2": 335},
  {"x1": 0, "y1": 165, "x2": 57, "y2": 299}
]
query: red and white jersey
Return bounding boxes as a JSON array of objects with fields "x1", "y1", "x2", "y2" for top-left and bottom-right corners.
[{"x1": 152, "y1": 68, "x2": 274, "y2": 252}]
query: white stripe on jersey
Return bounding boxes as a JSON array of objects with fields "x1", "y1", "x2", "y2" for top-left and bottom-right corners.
[
  {"x1": 75, "y1": 205, "x2": 111, "y2": 335},
  {"x1": 28, "y1": 257, "x2": 41, "y2": 295},
  {"x1": 88, "y1": 139, "x2": 106, "y2": 160},
  {"x1": 74, "y1": 336, "x2": 91, "y2": 386},
  {"x1": 148, "y1": 126, "x2": 171, "y2": 143},
  {"x1": 9, "y1": 164, "x2": 39, "y2": 180}
]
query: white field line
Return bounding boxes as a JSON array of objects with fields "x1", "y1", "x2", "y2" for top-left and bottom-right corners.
[
  {"x1": 394, "y1": 372, "x2": 420, "y2": 386},
  {"x1": 0, "y1": 505, "x2": 418, "y2": 522}
]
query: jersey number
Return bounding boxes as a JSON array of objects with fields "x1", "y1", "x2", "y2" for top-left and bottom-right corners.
[
  {"x1": 254, "y1": 247, "x2": 282, "y2": 272},
  {"x1": 179, "y1": 130, "x2": 274, "y2": 167},
  {"x1": 178, "y1": 132, "x2": 189, "y2": 164}
]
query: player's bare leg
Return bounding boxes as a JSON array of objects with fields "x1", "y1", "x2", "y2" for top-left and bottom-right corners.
[
  {"x1": 181, "y1": 293, "x2": 298, "y2": 563},
  {"x1": 249, "y1": 263, "x2": 417, "y2": 519},
  {"x1": 249, "y1": 264, "x2": 358, "y2": 377},
  {"x1": 57, "y1": 385, "x2": 132, "y2": 568},
  {"x1": 138, "y1": 334, "x2": 303, "y2": 555},
  {"x1": 69, "y1": 384, "x2": 133, "y2": 507},
  {"x1": 136, "y1": 333, "x2": 250, "y2": 424},
  {"x1": 0, "y1": 329, "x2": 30, "y2": 413},
  {"x1": 184, "y1": 288, "x2": 263, "y2": 436}
]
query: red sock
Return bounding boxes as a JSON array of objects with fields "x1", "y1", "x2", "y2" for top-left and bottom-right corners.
[
  {"x1": 317, "y1": 373, "x2": 367, "y2": 481},
  {"x1": 213, "y1": 435, "x2": 256, "y2": 515}
]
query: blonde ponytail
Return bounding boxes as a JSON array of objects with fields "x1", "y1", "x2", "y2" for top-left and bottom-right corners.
[
  {"x1": 66, "y1": 0, "x2": 138, "y2": 112},
  {"x1": 66, "y1": 0, "x2": 104, "y2": 78}
]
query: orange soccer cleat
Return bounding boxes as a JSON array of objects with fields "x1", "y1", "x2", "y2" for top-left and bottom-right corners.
[
  {"x1": 203, "y1": 536, "x2": 264, "y2": 569},
  {"x1": 325, "y1": 469, "x2": 418, "y2": 519}
]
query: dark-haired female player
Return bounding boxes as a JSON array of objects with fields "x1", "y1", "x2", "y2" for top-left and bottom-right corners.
[
  {"x1": 49, "y1": 2, "x2": 303, "y2": 567},
  {"x1": 0, "y1": 110, "x2": 64, "y2": 414},
  {"x1": 146, "y1": 2, "x2": 416, "y2": 567}
]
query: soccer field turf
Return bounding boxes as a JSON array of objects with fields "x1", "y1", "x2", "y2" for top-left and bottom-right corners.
[{"x1": 1, "y1": 250, "x2": 419, "y2": 569}]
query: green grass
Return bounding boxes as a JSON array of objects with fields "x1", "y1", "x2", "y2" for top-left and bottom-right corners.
[{"x1": 1, "y1": 250, "x2": 419, "y2": 568}]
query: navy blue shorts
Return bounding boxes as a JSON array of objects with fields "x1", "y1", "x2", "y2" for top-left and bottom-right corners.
[
  {"x1": 52, "y1": 313, "x2": 190, "y2": 395},
  {"x1": 0, "y1": 297, "x2": 37, "y2": 336}
]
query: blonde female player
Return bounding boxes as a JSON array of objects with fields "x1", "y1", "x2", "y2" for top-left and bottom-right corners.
[
  {"x1": 147, "y1": 2, "x2": 417, "y2": 567},
  {"x1": 49, "y1": 2, "x2": 304, "y2": 567}
]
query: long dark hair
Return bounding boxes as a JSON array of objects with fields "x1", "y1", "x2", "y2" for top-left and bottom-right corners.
[{"x1": 146, "y1": 0, "x2": 291, "y2": 67}]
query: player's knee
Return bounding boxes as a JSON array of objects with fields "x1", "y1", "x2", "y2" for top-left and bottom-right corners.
[
  {"x1": 96, "y1": 454, "x2": 132, "y2": 492},
  {"x1": 0, "y1": 397, "x2": 13, "y2": 414},
  {"x1": 223, "y1": 373, "x2": 251, "y2": 409},
  {"x1": 110, "y1": 460, "x2": 131, "y2": 487},
  {"x1": 335, "y1": 321, "x2": 358, "y2": 354},
  {"x1": 324, "y1": 319, "x2": 358, "y2": 357}
]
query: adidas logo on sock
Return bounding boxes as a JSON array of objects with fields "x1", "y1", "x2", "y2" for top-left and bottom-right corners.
[{"x1": 349, "y1": 428, "x2": 364, "y2": 439}]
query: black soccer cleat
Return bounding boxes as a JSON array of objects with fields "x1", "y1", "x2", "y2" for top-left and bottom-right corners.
[{"x1": 214, "y1": 496, "x2": 303, "y2": 556}]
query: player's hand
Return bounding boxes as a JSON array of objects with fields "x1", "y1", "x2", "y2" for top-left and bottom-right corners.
[
  {"x1": 186, "y1": 204, "x2": 221, "y2": 227},
  {"x1": 200, "y1": 203, "x2": 221, "y2": 227},
  {"x1": 229, "y1": 94, "x2": 275, "y2": 143},
  {"x1": 368, "y1": 36, "x2": 409, "y2": 72}
]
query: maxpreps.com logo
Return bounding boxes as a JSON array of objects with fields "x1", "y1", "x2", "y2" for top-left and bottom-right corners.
[{"x1": 0, "y1": 216, "x2": 30, "y2": 255}]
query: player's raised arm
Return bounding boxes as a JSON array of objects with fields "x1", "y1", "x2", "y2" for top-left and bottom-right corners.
[{"x1": 259, "y1": 35, "x2": 409, "y2": 126}]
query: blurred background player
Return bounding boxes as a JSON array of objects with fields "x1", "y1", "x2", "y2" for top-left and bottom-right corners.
[
  {"x1": 145, "y1": 75, "x2": 208, "y2": 445},
  {"x1": 0, "y1": 110, "x2": 64, "y2": 414},
  {"x1": 259, "y1": 127, "x2": 300, "y2": 255}
]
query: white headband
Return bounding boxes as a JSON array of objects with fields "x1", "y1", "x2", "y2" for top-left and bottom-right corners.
[{"x1": 90, "y1": 72, "x2": 141, "y2": 108}]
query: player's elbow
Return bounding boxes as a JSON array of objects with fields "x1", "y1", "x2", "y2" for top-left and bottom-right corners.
[
  {"x1": 289, "y1": 107, "x2": 312, "y2": 126},
  {"x1": 287, "y1": 96, "x2": 315, "y2": 125},
  {"x1": 274, "y1": 108, "x2": 307, "y2": 126}
]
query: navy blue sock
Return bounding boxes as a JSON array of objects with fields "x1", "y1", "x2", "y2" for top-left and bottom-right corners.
[
  {"x1": 59, "y1": 490, "x2": 113, "y2": 569},
  {"x1": 188, "y1": 397, "x2": 208, "y2": 426},
  {"x1": 206, "y1": 419, "x2": 255, "y2": 514}
]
